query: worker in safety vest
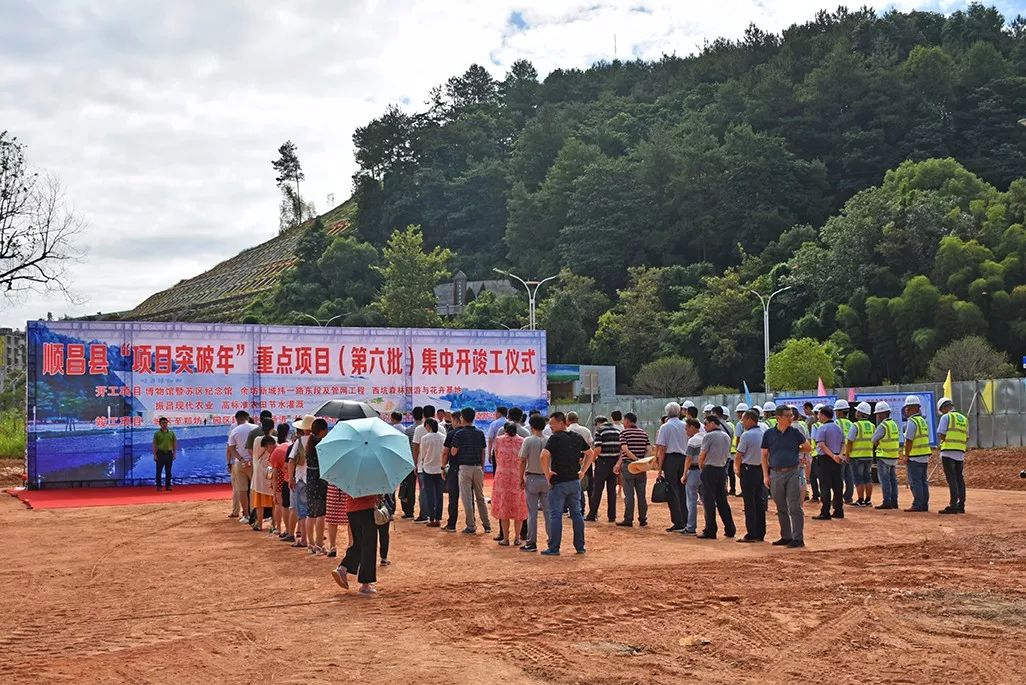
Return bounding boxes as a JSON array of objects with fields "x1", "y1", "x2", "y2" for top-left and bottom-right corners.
[
  {"x1": 833, "y1": 400, "x2": 855, "y2": 504},
  {"x1": 936, "y1": 397, "x2": 968, "y2": 515},
  {"x1": 807, "y1": 404, "x2": 823, "y2": 502},
  {"x1": 762, "y1": 401, "x2": 778, "y2": 430},
  {"x1": 845, "y1": 401, "x2": 876, "y2": 507},
  {"x1": 902, "y1": 395, "x2": 931, "y2": 512},
  {"x1": 870, "y1": 401, "x2": 900, "y2": 510}
]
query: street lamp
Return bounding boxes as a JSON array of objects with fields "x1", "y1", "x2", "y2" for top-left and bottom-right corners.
[
  {"x1": 492, "y1": 268, "x2": 559, "y2": 330},
  {"x1": 748, "y1": 285, "x2": 792, "y2": 392},
  {"x1": 1019, "y1": 117, "x2": 1026, "y2": 127},
  {"x1": 297, "y1": 313, "x2": 343, "y2": 327}
]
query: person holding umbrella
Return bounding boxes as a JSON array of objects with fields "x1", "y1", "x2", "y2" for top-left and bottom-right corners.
[{"x1": 318, "y1": 407, "x2": 415, "y2": 596}]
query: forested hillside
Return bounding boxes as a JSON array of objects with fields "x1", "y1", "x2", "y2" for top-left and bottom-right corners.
[{"x1": 253, "y1": 4, "x2": 1026, "y2": 392}]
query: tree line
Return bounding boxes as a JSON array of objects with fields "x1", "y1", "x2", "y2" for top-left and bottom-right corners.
[{"x1": 247, "y1": 5, "x2": 1026, "y2": 393}]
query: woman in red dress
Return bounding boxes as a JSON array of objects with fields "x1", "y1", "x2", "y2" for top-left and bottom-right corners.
[{"x1": 491, "y1": 422, "x2": 528, "y2": 546}]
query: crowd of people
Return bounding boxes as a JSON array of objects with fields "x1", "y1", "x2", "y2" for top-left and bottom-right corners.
[{"x1": 217, "y1": 393, "x2": 970, "y2": 594}]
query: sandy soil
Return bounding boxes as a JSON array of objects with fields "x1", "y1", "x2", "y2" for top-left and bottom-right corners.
[{"x1": 2, "y1": 463, "x2": 1026, "y2": 685}]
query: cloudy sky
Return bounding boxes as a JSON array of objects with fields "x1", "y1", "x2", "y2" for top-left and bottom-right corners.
[{"x1": 2, "y1": 0, "x2": 1024, "y2": 328}]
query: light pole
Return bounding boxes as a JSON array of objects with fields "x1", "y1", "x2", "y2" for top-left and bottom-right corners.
[
  {"x1": 492, "y1": 269, "x2": 559, "y2": 330},
  {"x1": 297, "y1": 313, "x2": 343, "y2": 327},
  {"x1": 748, "y1": 285, "x2": 791, "y2": 392},
  {"x1": 1019, "y1": 117, "x2": 1026, "y2": 127}
]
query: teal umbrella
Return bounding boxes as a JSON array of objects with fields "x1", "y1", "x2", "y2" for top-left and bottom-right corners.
[{"x1": 317, "y1": 417, "x2": 413, "y2": 498}]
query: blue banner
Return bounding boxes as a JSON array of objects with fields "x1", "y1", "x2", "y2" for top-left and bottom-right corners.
[
  {"x1": 855, "y1": 392, "x2": 937, "y2": 446},
  {"x1": 27, "y1": 321, "x2": 547, "y2": 488},
  {"x1": 776, "y1": 395, "x2": 838, "y2": 419}
]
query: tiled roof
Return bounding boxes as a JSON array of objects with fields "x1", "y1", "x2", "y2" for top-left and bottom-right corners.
[{"x1": 127, "y1": 200, "x2": 354, "y2": 322}]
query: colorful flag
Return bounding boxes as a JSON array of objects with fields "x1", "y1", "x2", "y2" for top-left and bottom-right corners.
[
  {"x1": 817, "y1": 377, "x2": 826, "y2": 396},
  {"x1": 981, "y1": 380, "x2": 995, "y2": 413},
  {"x1": 743, "y1": 381, "x2": 752, "y2": 409},
  {"x1": 943, "y1": 370, "x2": 953, "y2": 400}
]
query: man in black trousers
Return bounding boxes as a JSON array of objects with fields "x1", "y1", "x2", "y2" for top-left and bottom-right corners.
[
  {"x1": 733, "y1": 409, "x2": 766, "y2": 542},
  {"x1": 441, "y1": 411, "x2": 464, "y2": 532},
  {"x1": 812, "y1": 406, "x2": 846, "y2": 520},
  {"x1": 692, "y1": 415, "x2": 736, "y2": 539},
  {"x1": 586, "y1": 416, "x2": 621, "y2": 522}
]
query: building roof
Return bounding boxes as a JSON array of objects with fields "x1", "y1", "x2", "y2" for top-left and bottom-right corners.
[
  {"x1": 126, "y1": 200, "x2": 355, "y2": 322},
  {"x1": 434, "y1": 278, "x2": 518, "y2": 307}
]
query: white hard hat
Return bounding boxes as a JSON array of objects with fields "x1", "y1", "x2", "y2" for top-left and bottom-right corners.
[
  {"x1": 937, "y1": 397, "x2": 953, "y2": 411},
  {"x1": 874, "y1": 401, "x2": 891, "y2": 414},
  {"x1": 833, "y1": 399, "x2": 849, "y2": 411},
  {"x1": 763, "y1": 401, "x2": 777, "y2": 412},
  {"x1": 703, "y1": 403, "x2": 715, "y2": 413},
  {"x1": 735, "y1": 402, "x2": 749, "y2": 412},
  {"x1": 903, "y1": 394, "x2": 922, "y2": 408},
  {"x1": 855, "y1": 401, "x2": 872, "y2": 415},
  {"x1": 721, "y1": 405, "x2": 730, "y2": 415},
  {"x1": 682, "y1": 400, "x2": 696, "y2": 409},
  {"x1": 813, "y1": 403, "x2": 824, "y2": 412}
]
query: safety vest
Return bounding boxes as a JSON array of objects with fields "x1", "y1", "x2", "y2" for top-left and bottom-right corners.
[
  {"x1": 808, "y1": 422, "x2": 820, "y2": 454},
  {"x1": 909, "y1": 414, "x2": 932, "y2": 457},
  {"x1": 731, "y1": 423, "x2": 742, "y2": 454},
  {"x1": 765, "y1": 417, "x2": 777, "y2": 430},
  {"x1": 940, "y1": 411, "x2": 968, "y2": 453},
  {"x1": 850, "y1": 420, "x2": 875, "y2": 458},
  {"x1": 838, "y1": 417, "x2": 852, "y2": 438},
  {"x1": 877, "y1": 419, "x2": 900, "y2": 459}
]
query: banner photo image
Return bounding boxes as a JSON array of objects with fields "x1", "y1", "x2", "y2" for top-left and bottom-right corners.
[
  {"x1": 26, "y1": 321, "x2": 547, "y2": 488},
  {"x1": 855, "y1": 392, "x2": 937, "y2": 446}
]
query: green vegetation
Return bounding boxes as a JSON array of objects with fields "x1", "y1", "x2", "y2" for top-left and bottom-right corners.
[
  {"x1": 249, "y1": 5, "x2": 1026, "y2": 391},
  {"x1": 0, "y1": 410, "x2": 25, "y2": 459}
]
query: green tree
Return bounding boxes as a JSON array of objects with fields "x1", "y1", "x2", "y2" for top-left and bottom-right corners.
[
  {"x1": 590, "y1": 267, "x2": 669, "y2": 381},
  {"x1": 373, "y1": 225, "x2": 453, "y2": 327},
  {"x1": 454, "y1": 290, "x2": 527, "y2": 330},
  {"x1": 536, "y1": 270, "x2": 609, "y2": 364},
  {"x1": 632, "y1": 356, "x2": 702, "y2": 397},
  {"x1": 766, "y1": 338, "x2": 835, "y2": 391},
  {"x1": 927, "y1": 335, "x2": 1014, "y2": 381},
  {"x1": 272, "y1": 140, "x2": 307, "y2": 232}
]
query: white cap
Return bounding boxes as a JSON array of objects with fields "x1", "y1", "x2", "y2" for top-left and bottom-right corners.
[
  {"x1": 855, "y1": 401, "x2": 872, "y2": 415},
  {"x1": 903, "y1": 394, "x2": 922, "y2": 408},
  {"x1": 682, "y1": 400, "x2": 696, "y2": 409},
  {"x1": 833, "y1": 399, "x2": 849, "y2": 411},
  {"x1": 721, "y1": 405, "x2": 730, "y2": 415},
  {"x1": 874, "y1": 401, "x2": 891, "y2": 414},
  {"x1": 937, "y1": 397, "x2": 953, "y2": 411},
  {"x1": 813, "y1": 403, "x2": 824, "y2": 412},
  {"x1": 735, "y1": 402, "x2": 749, "y2": 412},
  {"x1": 763, "y1": 401, "x2": 777, "y2": 412},
  {"x1": 703, "y1": 403, "x2": 715, "y2": 413}
]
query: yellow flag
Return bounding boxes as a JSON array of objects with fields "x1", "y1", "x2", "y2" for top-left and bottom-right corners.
[
  {"x1": 943, "y1": 370, "x2": 952, "y2": 400},
  {"x1": 981, "y1": 380, "x2": 995, "y2": 413}
]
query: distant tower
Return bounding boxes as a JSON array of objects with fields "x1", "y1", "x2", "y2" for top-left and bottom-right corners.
[{"x1": 453, "y1": 270, "x2": 468, "y2": 309}]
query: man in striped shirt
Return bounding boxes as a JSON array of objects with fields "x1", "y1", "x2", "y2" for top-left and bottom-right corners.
[
  {"x1": 616, "y1": 412, "x2": 651, "y2": 527},
  {"x1": 586, "y1": 417, "x2": 622, "y2": 522}
]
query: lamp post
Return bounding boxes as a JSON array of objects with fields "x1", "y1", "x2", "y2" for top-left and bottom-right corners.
[
  {"x1": 748, "y1": 285, "x2": 791, "y2": 392},
  {"x1": 1019, "y1": 117, "x2": 1026, "y2": 127},
  {"x1": 492, "y1": 269, "x2": 559, "y2": 330},
  {"x1": 297, "y1": 313, "x2": 343, "y2": 327}
]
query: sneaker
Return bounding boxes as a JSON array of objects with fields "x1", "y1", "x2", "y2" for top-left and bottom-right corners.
[
  {"x1": 413, "y1": 517, "x2": 429, "y2": 524},
  {"x1": 615, "y1": 521, "x2": 633, "y2": 527},
  {"x1": 639, "y1": 519, "x2": 648, "y2": 527},
  {"x1": 380, "y1": 559, "x2": 391, "y2": 566},
  {"x1": 540, "y1": 549, "x2": 560, "y2": 556},
  {"x1": 666, "y1": 526, "x2": 685, "y2": 533},
  {"x1": 282, "y1": 534, "x2": 295, "y2": 542},
  {"x1": 442, "y1": 526, "x2": 456, "y2": 533},
  {"x1": 681, "y1": 529, "x2": 696, "y2": 535},
  {"x1": 330, "y1": 568, "x2": 349, "y2": 590},
  {"x1": 521, "y1": 544, "x2": 537, "y2": 552},
  {"x1": 584, "y1": 515, "x2": 597, "y2": 522},
  {"x1": 575, "y1": 548, "x2": 586, "y2": 554},
  {"x1": 483, "y1": 527, "x2": 492, "y2": 535},
  {"x1": 238, "y1": 516, "x2": 248, "y2": 523},
  {"x1": 462, "y1": 528, "x2": 476, "y2": 535}
]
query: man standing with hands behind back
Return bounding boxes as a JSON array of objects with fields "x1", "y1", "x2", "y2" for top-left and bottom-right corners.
[{"x1": 153, "y1": 416, "x2": 176, "y2": 492}]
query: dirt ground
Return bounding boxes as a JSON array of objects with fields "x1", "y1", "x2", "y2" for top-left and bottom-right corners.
[{"x1": 2, "y1": 455, "x2": 1026, "y2": 685}]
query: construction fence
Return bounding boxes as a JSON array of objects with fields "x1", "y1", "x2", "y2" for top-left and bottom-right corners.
[{"x1": 553, "y1": 378, "x2": 1026, "y2": 449}]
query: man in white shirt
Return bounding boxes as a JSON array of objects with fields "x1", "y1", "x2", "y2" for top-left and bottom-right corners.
[
  {"x1": 418, "y1": 418, "x2": 446, "y2": 526},
  {"x1": 226, "y1": 410, "x2": 252, "y2": 522}
]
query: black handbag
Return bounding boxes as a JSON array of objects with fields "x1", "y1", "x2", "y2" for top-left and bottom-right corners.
[{"x1": 651, "y1": 476, "x2": 670, "y2": 503}]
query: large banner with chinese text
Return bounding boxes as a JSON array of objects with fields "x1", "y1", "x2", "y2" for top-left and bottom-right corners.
[{"x1": 26, "y1": 321, "x2": 546, "y2": 488}]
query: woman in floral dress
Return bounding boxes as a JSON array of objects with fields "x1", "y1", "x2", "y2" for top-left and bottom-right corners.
[{"x1": 491, "y1": 422, "x2": 528, "y2": 546}]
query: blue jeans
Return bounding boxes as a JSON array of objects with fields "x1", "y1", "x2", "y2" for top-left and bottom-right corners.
[
  {"x1": 684, "y1": 468, "x2": 701, "y2": 533},
  {"x1": 842, "y1": 461, "x2": 854, "y2": 501},
  {"x1": 851, "y1": 459, "x2": 873, "y2": 485},
  {"x1": 421, "y1": 472, "x2": 444, "y2": 521},
  {"x1": 546, "y1": 479, "x2": 585, "y2": 552},
  {"x1": 877, "y1": 460, "x2": 898, "y2": 507},
  {"x1": 907, "y1": 461, "x2": 929, "y2": 510}
]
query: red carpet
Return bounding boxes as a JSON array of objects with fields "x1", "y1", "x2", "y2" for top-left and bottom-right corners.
[{"x1": 5, "y1": 484, "x2": 232, "y2": 510}]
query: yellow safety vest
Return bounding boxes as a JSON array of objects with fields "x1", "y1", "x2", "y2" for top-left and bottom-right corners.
[
  {"x1": 838, "y1": 417, "x2": 853, "y2": 437},
  {"x1": 808, "y1": 422, "x2": 819, "y2": 453},
  {"x1": 850, "y1": 420, "x2": 875, "y2": 458},
  {"x1": 909, "y1": 414, "x2": 931, "y2": 457},
  {"x1": 940, "y1": 411, "x2": 968, "y2": 453},
  {"x1": 765, "y1": 417, "x2": 777, "y2": 430},
  {"x1": 877, "y1": 419, "x2": 900, "y2": 459}
]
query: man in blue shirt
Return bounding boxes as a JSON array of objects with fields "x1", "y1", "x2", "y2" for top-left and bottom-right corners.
[
  {"x1": 734, "y1": 410, "x2": 765, "y2": 542},
  {"x1": 485, "y1": 406, "x2": 509, "y2": 467},
  {"x1": 655, "y1": 402, "x2": 689, "y2": 533},
  {"x1": 761, "y1": 406, "x2": 810, "y2": 548},
  {"x1": 812, "y1": 406, "x2": 845, "y2": 521},
  {"x1": 450, "y1": 407, "x2": 491, "y2": 535}
]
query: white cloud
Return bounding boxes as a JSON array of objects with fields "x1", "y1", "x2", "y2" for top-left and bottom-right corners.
[{"x1": 0, "y1": 0, "x2": 1015, "y2": 328}]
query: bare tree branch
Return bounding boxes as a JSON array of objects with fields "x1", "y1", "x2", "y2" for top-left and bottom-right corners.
[{"x1": 0, "y1": 132, "x2": 86, "y2": 305}]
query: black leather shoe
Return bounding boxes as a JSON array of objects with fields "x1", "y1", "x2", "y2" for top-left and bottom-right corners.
[
  {"x1": 771, "y1": 538, "x2": 793, "y2": 546},
  {"x1": 615, "y1": 521, "x2": 633, "y2": 527},
  {"x1": 695, "y1": 533, "x2": 717, "y2": 540},
  {"x1": 584, "y1": 515, "x2": 597, "y2": 522},
  {"x1": 939, "y1": 507, "x2": 958, "y2": 514},
  {"x1": 787, "y1": 540, "x2": 805, "y2": 548},
  {"x1": 811, "y1": 514, "x2": 831, "y2": 520},
  {"x1": 737, "y1": 537, "x2": 757, "y2": 543}
]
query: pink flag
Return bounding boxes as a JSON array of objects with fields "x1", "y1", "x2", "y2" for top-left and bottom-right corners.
[
  {"x1": 817, "y1": 377, "x2": 826, "y2": 396},
  {"x1": 847, "y1": 386, "x2": 856, "y2": 402}
]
